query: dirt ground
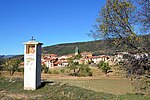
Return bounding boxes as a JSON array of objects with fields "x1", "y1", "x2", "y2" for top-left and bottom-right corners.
[
  {"x1": 0, "y1": 71, "x2": 125, "y2": 80},
  {"x1": 0, "y1": 71, "x2": 133, "y2": 95}
]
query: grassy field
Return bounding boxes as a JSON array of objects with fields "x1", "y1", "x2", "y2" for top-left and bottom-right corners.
[
  {"x1": 0, "y1": 66, "x2": 150, "y2": 99},
  {"x1": 0, "y1": 77, "x2": 150, "y2": 100},
  {"x1": 50, "y1": 78, "x2": 133, "y2": 95},
  {"x1": 0, "y1": 68, "x2": 139, "y2": 95},
  {"x1": 41, "y1": 67, "x2": 133, "y2": 95}
]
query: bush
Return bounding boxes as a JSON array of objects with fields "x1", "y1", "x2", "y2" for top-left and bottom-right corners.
[
  {"x1": 60, "y1": 69, "x2": 65, "y2": 73},
  {"x1": 41, "y1": 66, "x2": 44, "y2": 72},
  {"x1": 48, "y1": 70, "x2": 52, "y2": 74},
  {"x1": 78, "y1": 65, "x2": 93, "y2": 77},
  {"x1": 44, "y1": 67, "x2": 49, "y2": 73},
  {"x1": 132, "y1": 76, "x2": 150, "y2": 94},
  {"x1": 98, "y1": 61, "x2": 111, "y2": 74},
  {"x1": 53, "y1": 70, "x2": 59, "y2": 74},
  {"x1": 123, "y1": 55, "x2": 150, "y2": 94},
  {"x1": 69, "y1": 64, "x2": 93, "y2": 77}
]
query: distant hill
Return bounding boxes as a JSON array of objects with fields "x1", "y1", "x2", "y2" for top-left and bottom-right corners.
[
  {"x1": 42, "y1": 35, "x2": 150, "y2": 56},
  {"x1": 0, "y1": 55, "x2": 16, "y2": 58},
  {"x1": 1, "y1": 35, "x2": 149, "y2": 58},
  {"x1": 0, "y1": 55, "x2": 4, "y2": 58},
  {"x1": 0, "y1": 55, "x2": 23, "y2": 60}
]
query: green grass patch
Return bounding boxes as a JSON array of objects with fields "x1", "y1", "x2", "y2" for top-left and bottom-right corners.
[
  {"x1": 0, "y1": 77, "x2": 114, "y2": 99},
  {"x1": 0, "y1": 77, "x2": 150, "y2": 99}
]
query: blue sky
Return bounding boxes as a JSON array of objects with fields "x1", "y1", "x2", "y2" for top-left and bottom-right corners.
[{"x1": 0, "y1": 0, "x2": 105, "y2": 55}]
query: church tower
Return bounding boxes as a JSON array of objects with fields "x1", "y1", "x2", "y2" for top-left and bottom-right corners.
[{"x1": 75, "y1": 47, "x2": 79, "y2": 56}]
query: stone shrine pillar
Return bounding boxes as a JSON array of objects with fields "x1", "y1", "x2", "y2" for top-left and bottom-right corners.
[{"x1": 23, "y1": 38, "x2": 43, "y2": 90}]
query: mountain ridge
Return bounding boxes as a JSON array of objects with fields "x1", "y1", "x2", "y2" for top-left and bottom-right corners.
[{"x1": 42, "y1": 34, "x2": 150, "y2": 56}]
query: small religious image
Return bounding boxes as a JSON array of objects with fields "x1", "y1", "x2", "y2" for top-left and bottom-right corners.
[
  {"x1": 26, "y1": 45, "x2": 35, "y2": 54},
  {"x1": 29, "y1": 46, "x2": 35, "y2": 54}
]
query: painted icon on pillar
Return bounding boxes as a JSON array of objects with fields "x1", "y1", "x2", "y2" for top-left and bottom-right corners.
[
  {"x1": 26, "y1": 45, "x2": 35, "y2": 54},
  {"x1": 29, "y1": 46, "x2": 35, "y2": 54}
]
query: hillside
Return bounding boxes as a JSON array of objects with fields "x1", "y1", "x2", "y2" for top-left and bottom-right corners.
[{"x1": 42, "y1": 35, "x2": 150, "y2": 56}]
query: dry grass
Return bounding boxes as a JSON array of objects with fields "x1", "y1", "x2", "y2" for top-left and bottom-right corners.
[
  {"x1": 41, "y1": 67, "x2": 133, "y2": 95},
  {"x1": 0, "y1": 77, "x2": 150, "y2": 100},
  {"x1": 46, "y1": 78, "x2": 133, "y2": 95},
  {"x1": 1, "y1": 67, "x2": 133, "y2": 95}
]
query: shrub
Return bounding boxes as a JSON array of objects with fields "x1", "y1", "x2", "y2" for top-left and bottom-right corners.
[
  {"x1": 48, "y1": 70, "x2": 52, "y2": 74},
  {"x1": 53, "y1": 70, "x2": 59, "y2": 74},
  {"x1": 132, "y1": 76, "x2": 150, "y2": 94},
  {"x1": 78, "y1": 65, "x2": 92, "y2": 77},
  {"x1": 69, "y1": 64, "x2": 92, "y2": 77},
  {"x1": 60, "y1": 69, "x2": 65, "y2": 73},
  {"x1": 44, "y1": 67, "x2": 49, "y2": 73},
  {"x1": 98, "y1": 61, "x2": 111, "y2": 74},
  {"x1": 123, "y1": 55, "x2": 150, "y2": 94}
]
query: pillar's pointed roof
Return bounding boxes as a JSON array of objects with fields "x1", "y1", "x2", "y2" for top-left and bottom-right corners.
[{"x1": 23, "y1": 37, "x2": 43, "y2": 45}]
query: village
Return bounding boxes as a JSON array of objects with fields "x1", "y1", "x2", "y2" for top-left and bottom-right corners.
[
  {"x1": 42, "y1": 47, "x2": 111, "y2": 68},
  {"x1": 41, "y1": 47, "x2": 149, "y2": 69}
]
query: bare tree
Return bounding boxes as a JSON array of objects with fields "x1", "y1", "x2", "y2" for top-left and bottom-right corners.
[
  {"x1": 134, "y1": 0, "x2": 150, "y2": 33},
  {"x1": 89, "y1": 0, "x2": 150, "y2": 94}
]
